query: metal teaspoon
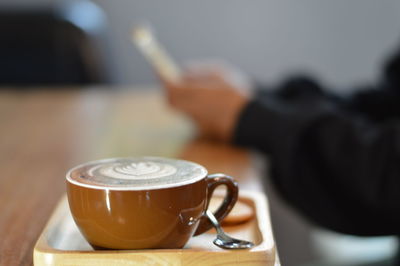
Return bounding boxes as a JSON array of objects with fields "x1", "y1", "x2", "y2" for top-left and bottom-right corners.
[{"x1": 206, "y1": 210, "x2": 254, "y2": 249}]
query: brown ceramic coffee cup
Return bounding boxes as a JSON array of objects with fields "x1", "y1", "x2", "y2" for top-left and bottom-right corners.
[{"x1": 66, "y1": 157, "x2": 238, "y2": 250}]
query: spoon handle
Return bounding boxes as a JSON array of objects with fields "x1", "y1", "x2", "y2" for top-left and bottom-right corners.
[{"x1": 206, "y1": 210, "x2": 224, "y2": 235}]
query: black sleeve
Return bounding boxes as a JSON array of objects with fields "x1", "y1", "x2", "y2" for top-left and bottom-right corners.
[
  {"x1": 233, "y1": 75, "x2": 400, "y2": 236},
  {"x1": 384, "y1": 47, "x2": 400, "y2": 89}
]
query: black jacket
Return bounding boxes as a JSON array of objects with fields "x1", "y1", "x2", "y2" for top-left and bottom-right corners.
[{"x1": 234, "y1": 48, "x2": 400, "y2": 236}]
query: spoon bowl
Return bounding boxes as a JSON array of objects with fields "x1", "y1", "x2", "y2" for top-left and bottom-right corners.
[{"x1": 206, "y1": 210, "x2": 254, "y2": 250}]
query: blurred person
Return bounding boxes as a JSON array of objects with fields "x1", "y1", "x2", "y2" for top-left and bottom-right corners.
[{"x1": 161, "y1": 48, "x2": 400, "y2": 264}]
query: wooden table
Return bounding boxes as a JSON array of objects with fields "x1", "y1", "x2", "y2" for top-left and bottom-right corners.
[{"x1": 0, "y1": 87, "x2": 267, "y2": 265}]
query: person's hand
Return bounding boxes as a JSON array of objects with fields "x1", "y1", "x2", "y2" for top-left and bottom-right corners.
[{"x1": 160, "y1": 63, "x2": 252, "y2": 142}]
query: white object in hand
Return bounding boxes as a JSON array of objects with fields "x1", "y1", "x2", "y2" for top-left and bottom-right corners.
[{"x1": 132, "y1": 25, "x2": 181, "y2": 83}]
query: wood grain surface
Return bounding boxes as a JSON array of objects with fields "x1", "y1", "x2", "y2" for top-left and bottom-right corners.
[{"x1": 0, "y1": 88, "x2": 266, "y2": 266}]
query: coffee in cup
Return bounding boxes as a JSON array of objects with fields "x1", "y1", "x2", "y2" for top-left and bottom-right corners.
[{"x1": 66, "y1": 157, "x2": 238, "y2": 249}]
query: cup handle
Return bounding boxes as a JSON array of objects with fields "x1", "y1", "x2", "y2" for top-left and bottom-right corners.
[{"x1": 193, "y1": 173, "x2": 239, "y2": 236}]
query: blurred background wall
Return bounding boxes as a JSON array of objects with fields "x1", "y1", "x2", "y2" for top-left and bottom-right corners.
[{"x1": 1, "y1": 0, "x2": 400, "y2": 91}]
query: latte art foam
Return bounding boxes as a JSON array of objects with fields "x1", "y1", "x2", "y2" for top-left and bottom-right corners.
[
  {"x1": 90, "y1": 161, "x2": 177, "y2": 180},
  {"x1": 67, "y1": 157, "x2": 207, "y2": 190}
]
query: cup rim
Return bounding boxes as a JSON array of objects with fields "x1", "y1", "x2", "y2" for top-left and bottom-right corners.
[{"x1": 66, "y1": 156, "x2": 208, "y2": 191}]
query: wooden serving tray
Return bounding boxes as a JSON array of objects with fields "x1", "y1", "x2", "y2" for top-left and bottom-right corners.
[{"x1": 34, "y1": 190, "x2": 278, "y2": 265}]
